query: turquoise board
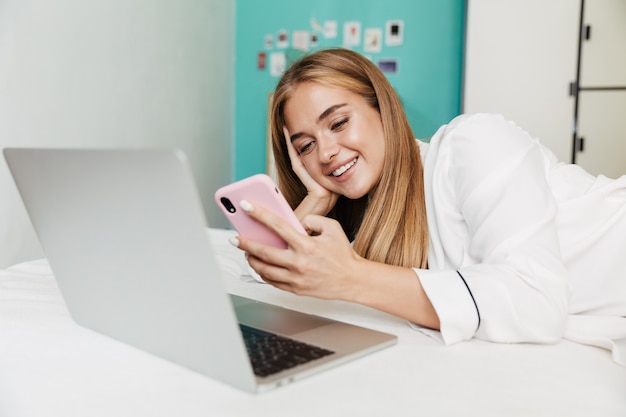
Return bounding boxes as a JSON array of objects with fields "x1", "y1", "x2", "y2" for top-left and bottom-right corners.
[{"x1": 235, "y1": 0, "x2": 465, "y2": 179}]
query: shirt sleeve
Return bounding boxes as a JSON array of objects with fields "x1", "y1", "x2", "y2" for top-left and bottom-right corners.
[{"x1": 417, "y1": 114, "x2": 571, "y2": 345}]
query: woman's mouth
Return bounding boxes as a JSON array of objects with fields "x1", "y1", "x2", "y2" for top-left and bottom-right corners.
[{"x1": 331, "y1": 158, "x2": 357, "y2": 177}]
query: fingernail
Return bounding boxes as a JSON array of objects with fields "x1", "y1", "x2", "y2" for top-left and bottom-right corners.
[
  {"x1": 240, "y1": 200, "x2": 253, "y2": 212},
  {"x1": 228, "y1": 237, "x2": 240, "y2": 247}
]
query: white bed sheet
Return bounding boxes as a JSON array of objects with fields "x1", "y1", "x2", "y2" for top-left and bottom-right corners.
[{"x1": 1, "y1": 228, "x2": 624, "y2": 417}]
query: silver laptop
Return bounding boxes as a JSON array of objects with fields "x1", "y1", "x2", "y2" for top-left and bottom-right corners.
[{"x1": 3, "y1": 148, "x2": 396, "y2": 393}]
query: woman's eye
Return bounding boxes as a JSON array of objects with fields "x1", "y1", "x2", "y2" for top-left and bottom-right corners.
[
  {"x1": 298, "y1": 141, "x2": 314, "y2": 155},
  {"x1": 331, "y1": 118, "x2": 349, "y2": 131}
]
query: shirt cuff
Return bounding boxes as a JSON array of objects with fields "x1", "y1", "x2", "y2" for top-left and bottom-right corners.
[{"x1": 412, "y1": 268, "x2": 480, "y2": 344}]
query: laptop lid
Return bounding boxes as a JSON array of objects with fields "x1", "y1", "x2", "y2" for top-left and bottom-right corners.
[{"x1": 3, "y1": 148, "x2": 397, "y2": 393}]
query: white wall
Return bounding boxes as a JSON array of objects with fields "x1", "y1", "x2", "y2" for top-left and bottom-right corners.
[
  {"x1": 0, "y1": 0, "x2": 234, "y2": 268},
  {"x1": 464, "y1": 0, "x2": 580, "y2": 163}
]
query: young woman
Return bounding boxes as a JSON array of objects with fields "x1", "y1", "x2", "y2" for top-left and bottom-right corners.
[{"x1": 229, "y1": 48, "x2": 626, "y2": 363}]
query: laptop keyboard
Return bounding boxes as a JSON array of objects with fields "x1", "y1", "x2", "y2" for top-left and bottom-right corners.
[{"x1": 239, "y1": 324, "x2": 335, "y2": 377}]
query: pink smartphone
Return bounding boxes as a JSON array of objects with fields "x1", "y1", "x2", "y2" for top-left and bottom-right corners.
[{"x1": 214, "y1": 174, "x2": 305, "y2": 248}]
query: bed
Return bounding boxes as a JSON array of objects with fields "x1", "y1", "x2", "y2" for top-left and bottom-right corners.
[{"x1": 1, "y1": 228, "x2": 625, "y2": 416}]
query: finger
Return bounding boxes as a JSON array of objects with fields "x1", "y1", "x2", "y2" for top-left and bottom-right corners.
[
  {"x1": 246, "y1": 254, "x2": 292, "y2": 285},
  {"x1": 239, "y1": 199, "x2": 305, "y2": 247},
  {"x1": 283, "y1": 126, "x2": 304, "y2": 172},
  {"x1": 301, "y1": 214, "x2": 344, "y2": 238},
  {"x1": 236, "y1": 240, "x2": 286, "y2": 274},
  {"x1": 283, "y1": 126, "x2": 320, "y2": 194},
  {"x1": 283, "y1": 126, "x2": 296, "y2": 157}
]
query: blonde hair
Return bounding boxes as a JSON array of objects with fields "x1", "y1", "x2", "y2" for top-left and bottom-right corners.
[{"x1": 270, "y1": 48, "x2": 428, "y2": 269}]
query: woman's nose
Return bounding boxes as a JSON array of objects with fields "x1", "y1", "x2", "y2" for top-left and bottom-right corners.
[{"x1": 317, "y1": 135, "x2": 340, "y2": 163}]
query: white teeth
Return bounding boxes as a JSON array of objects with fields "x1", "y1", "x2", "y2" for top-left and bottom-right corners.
[{"x1": 331, "y1": 158, "x2": 357, "y2": 177}]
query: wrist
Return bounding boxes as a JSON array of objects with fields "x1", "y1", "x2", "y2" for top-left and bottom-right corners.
[
  {"x1": 295, "y1": 193, "x2": 335, "y2": 218},
  {"x1": 347, "y1": 259, "x2": 441, "y2": 330}
]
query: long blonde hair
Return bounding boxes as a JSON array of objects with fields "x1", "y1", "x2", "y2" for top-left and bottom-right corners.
[{"x1": 270, "y1": 48, "x2": 428, "y2": 269}]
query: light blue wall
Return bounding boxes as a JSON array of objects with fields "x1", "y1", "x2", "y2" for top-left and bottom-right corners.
[{"x1": 235, "y1": 0, "x2": 465, "y2": 180}]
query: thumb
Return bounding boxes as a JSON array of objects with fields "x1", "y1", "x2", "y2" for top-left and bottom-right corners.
[{"x1": 301, "y1": 214, "x2": 342, "y2": 237}]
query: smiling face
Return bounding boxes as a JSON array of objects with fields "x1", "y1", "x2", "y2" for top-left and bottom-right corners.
[{"x1": 283, "y1": 82, "x2": 386, "y2": 200}]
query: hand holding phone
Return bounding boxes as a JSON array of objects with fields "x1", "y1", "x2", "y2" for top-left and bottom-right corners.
[{"x1": 214, "y1": 174, "x2": 306, "y2": 249}]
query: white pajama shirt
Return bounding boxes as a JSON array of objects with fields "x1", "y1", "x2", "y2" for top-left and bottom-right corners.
[{"x1": 413, "y1": 113, "x2": 626, "y2": 365}]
